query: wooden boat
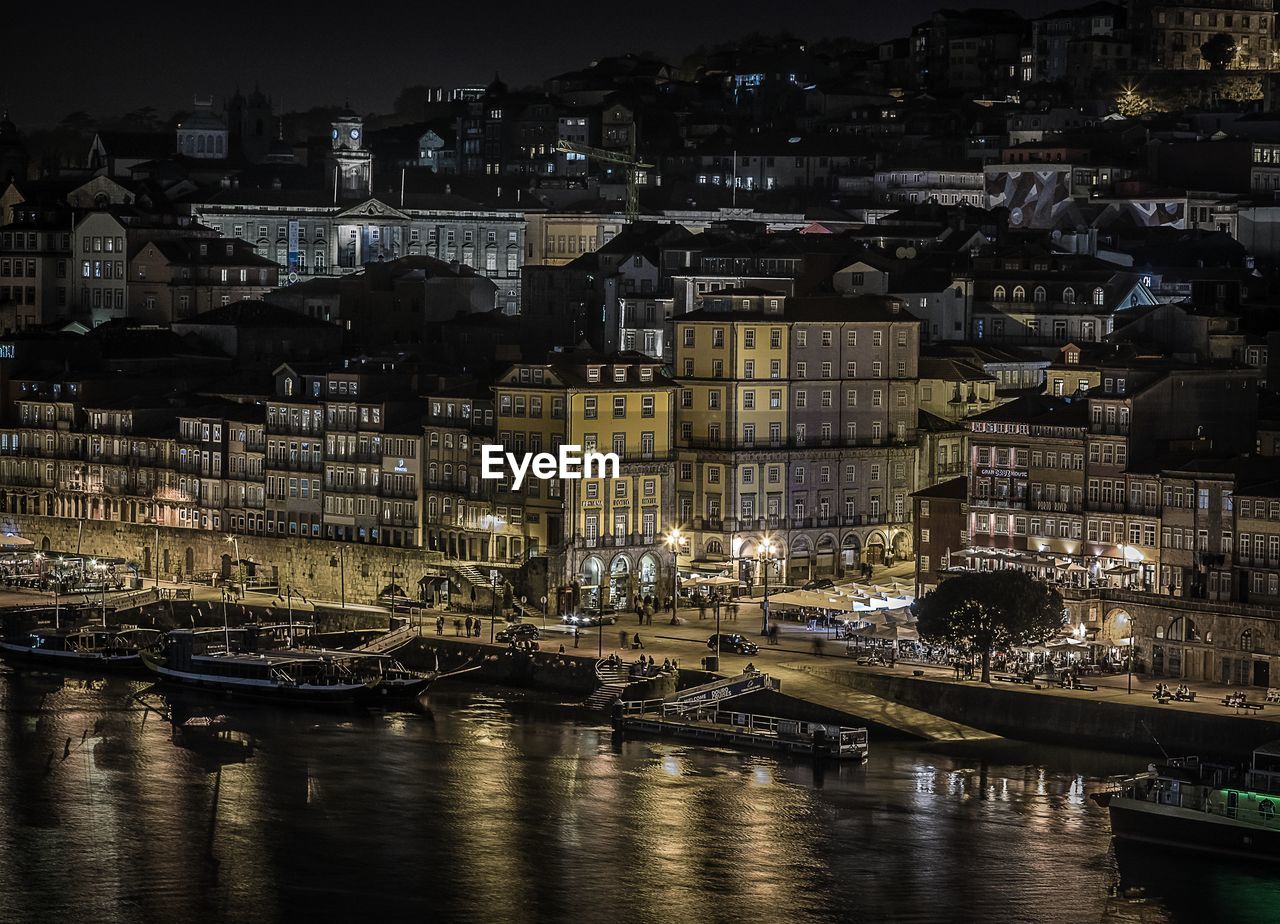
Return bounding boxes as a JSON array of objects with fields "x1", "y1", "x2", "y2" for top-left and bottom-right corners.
[
  {"x1": 0, "y1": 626, "x2": 161, "y2": 673},
  {"x1": 141, "y1": 627, "x2": 432, "y2": 705}
]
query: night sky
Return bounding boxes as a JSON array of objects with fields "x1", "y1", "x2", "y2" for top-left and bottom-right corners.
[{"x1": 5, "y1": 1, "x2": 1068, "y2": 128}]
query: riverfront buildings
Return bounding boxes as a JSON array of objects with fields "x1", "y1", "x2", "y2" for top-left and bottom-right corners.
[{"x1": 5, "y1": 2, "x2": 1280, "y2": 683}]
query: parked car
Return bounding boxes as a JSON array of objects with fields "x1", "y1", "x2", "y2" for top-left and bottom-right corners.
[
  {"x1": 496, "y1": 623, "x2": 540, "y2": 644},
  {"x1": 707, "y1": 633, "x2": 759, "y2": 655}
]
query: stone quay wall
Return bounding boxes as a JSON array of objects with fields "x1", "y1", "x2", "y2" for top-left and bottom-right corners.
[
  {"x1": 16, "y1": 514, "x2": 454, "y2": 607},
  {"x1": 810, "y1": 665, "x2": 1280, "y2": 760}
]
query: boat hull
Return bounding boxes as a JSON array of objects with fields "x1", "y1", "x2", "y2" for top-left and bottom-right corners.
[
  {"x1": 147, "y1": 661, "x2": 371, "y2": 705},
  {"x1": 359, "y1": 676, "x2": 434, "y2": 704},
  {"x1": 0, "y1": 641, "x2": 146, "y2": 674},
  {"x1": 1109, "y1": 795, "x2": 1280, "y2": 862}
]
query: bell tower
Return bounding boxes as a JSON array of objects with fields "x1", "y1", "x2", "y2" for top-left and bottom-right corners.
[{"x1": 327, "y1": 110, "x2": 372, "y2": 199}]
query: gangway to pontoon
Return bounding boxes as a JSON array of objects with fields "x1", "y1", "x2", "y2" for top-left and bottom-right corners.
[{"x1": 661, "y1": 671, "x2": 779, "y2": 715}]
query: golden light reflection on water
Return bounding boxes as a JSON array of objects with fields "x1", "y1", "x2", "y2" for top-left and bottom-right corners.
[{"x1": 1, "y1": 674, "x2": 1275, "y2": 924}]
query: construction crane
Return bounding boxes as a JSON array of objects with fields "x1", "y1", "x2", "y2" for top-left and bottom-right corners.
[{"x1": 555, "y1": 140, "x2": 652, "y2": 224}]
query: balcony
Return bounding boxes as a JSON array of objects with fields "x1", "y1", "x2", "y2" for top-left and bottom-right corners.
[
  {"x1": 266, "y1": 457, "x2": 324, "y2": 473},
  {"x1": 971, "y1": 496, "x2": 1025, "y2": 510},
  {"x1": 1028, "y1": 499, "x2": 1077, "y2": 514}
]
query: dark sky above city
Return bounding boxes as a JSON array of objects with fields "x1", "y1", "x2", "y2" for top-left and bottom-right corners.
[{"x1": 5, "y1": 1, "x2": 1067, "y2": 128}]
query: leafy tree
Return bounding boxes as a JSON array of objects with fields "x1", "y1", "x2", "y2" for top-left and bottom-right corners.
[
  {"x1": 1201, "y1": 33, "x2": 1237, "y2": 71},
  {"x1": 120, "y1": 106, "x2": 160, "y2": 130},
  {"x1": 915, "y1": 570, "x2": 1064, "y2": 683},
  {"x1": 393, "y1": 85, "x2": 435, "y2": 119},
  {"x1": 59, "y1": 111, "x2": 93, "y2": 133}
]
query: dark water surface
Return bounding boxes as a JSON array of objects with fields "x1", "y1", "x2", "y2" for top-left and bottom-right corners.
[{"x1": 1, "y1": 669, "x2": 1278, "y2": 924}]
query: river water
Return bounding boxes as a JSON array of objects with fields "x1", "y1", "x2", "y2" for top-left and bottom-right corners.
[{"x1": 1, "y1": 669, "x2": 1277, "y2": 924}]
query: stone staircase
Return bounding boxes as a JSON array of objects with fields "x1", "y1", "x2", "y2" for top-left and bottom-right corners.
[{"x1": 584, "y1": 658, "x2": 631, "y2": 710}]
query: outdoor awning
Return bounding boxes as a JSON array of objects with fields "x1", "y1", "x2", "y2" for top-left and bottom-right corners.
[
  {"x1": 688, "y1": 560, "x2": 731, "y2": 573},
  {"x1": 0, "y1": 535, "x2": 35, "y2": 549}
]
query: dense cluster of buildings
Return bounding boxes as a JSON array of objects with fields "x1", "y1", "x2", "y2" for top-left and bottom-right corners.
[{"x1": 2, "y1": 2, "x2": 1280, "y2": 684}]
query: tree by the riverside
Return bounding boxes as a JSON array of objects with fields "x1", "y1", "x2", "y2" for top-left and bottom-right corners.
[
  {"x1": 1201, "y1": 33, "x2": 1237, "y2": 70},
  {"x1": 915, "y1": 571, "x2": 1064, "y2": 684}
]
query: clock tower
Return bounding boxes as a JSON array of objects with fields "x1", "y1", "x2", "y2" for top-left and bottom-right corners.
[{"x1": 327, "y1": 111, "x2": 373, "y2": 198}]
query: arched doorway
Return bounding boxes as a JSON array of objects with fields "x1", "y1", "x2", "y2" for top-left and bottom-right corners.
[
  {"x1": 789, "y1": 537, "x2": 812, "y2": 583},
  {"x1": 815, "y1": 534, "x2": 837, "y2": 577},
  {"x1": 579, "y1": 556, "x2": 603, "y2": 610},
  {"x1": 143, "y1": 546, "x2": 151, "y2": 576},
  {"x1": 1100, "y1": 608, "x2": 1132, "y2": 669},
  {"x1": 41, "y1": 536, "x2": 51, "y2": 552},
  {"x1": 891, "y1": 530, "x2": 910, "y2": 562},
  {"x1": 638, "y1": 553, "x2": 659, "y2": 603},
  {"x1": 866, "y1": 531, "x2": 887, "y2": 567},
  {"x1": 163, "y1": 548, "x2": 171, "y2": 575},
  {"x1": 184, "y1": 546, "x2": 194, "y2": 577},
  {"x1": 609, "y1": 554, "x2": 632, "y2": 611},
  {"x1": 840, "y1": 533, "x2": 861, "y2": 572},
  {"x1": 220, "y1": 553, "x2": 232, "y2": 580}
]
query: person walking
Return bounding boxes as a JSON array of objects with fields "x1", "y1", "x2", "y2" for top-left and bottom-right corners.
[
  {"x1": 435, "y1": 615, "x2": 445, "y2": 636},
  {"x1": 453, "y1": 618, "x2": 462, "y2": 636},
  {"x1": 573, "y1": 627, "x2": 580, "y2": 648},
  {"x1": 465, "y1": 616, "x2": 474, "y2": 637}
]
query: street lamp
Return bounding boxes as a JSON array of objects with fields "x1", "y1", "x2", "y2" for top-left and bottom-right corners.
[
  {"x1": 664, "y1": 528, "x2": 682, "y2": 625},
  {"x1": 330, "y1": 546, "x2": 346, "y2": 609},
  {"x1": 220, "y1": 587, "x2": 234, "y2": 654},
  {"x1": 759, "y1": 535, "x2": 776, "y2": 636},
  {"x1": 225, "y1": 534, "x2": 242, "y2": 597}
]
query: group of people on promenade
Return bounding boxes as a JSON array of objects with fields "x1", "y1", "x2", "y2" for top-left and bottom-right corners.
[{"x1": 435, "y1": 615, "x2": 486, "y2": 637}]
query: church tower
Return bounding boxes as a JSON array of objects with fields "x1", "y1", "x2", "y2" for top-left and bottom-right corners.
[{"x1": 327, "y1": 110, "x2": 372, "y2": 199}]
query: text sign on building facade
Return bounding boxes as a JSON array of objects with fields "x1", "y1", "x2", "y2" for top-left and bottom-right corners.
[{"x1": 979, "y1": 467, "x2": 1028, "y2": 479}]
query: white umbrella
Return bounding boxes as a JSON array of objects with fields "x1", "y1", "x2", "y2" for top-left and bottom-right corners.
[{"x1": 0, "y1": 535, "x2": 34, "y2": 549}]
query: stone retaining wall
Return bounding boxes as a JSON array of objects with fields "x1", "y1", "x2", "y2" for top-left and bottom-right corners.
[{"x1": 810, "y1": 665, "x2": 1280, "y2": 760}]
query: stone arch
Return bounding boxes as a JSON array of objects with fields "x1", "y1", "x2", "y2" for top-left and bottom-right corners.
[
  {"x1": 866, "y1": 530, "x2": 888, "y2": 565},
  {"x1": 220, "y1": 553, "x2": 232, "y2": 580},
  {"x1": 1101, "y1": 607, "x2": 1132, "y2": 643},
  {"x1": 1168, "y1": 615, "x2": 1198, "y2": 642},
  {"x1": 638, "y1": 552, "x2": 659, "y2": 601},
  {"x1": 840, "y1": 533, "x2": 861, "y2": 568},
  {"x1": 815, "y1": 533, "x2": 837, "y2": 577},
  {"x1": 789, "y1": 535, "x2": 812, "y2": 582},
  {"x1": 705, "y1": 538, "x2": 724, "y2": 558},
  {"x1": 579, "y1": 555, "x2": 603, "y2": 609},
  {"x1": 184, "y1": 546, "x2": 194, "y2": 576},
  {"x1": 40, "y1": 536, "x2": 51, "y2": 552},
  {"x1": 890, "y1": 529, "x2": 910, "y2": 560},
  {"x1": 609, "y1": 553, "x2": 633, "y2": 610}
]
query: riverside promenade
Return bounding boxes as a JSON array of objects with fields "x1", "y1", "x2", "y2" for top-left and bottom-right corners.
[{"x1": 8, "y1": 570, "x2": 1280, "y2": 756}]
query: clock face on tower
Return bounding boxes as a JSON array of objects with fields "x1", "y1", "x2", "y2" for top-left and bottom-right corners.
[
  {"x1": 349, "y1": 128, "x2": 360, "y2": 141},
  {"x1": 331, "y1": 129, "x2": 338, "y2": 140}
]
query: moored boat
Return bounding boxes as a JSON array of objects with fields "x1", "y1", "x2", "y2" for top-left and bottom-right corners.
[
  {"x1": 142, "y1": 627, "x2": 433, "y2": 706},
  {"x1": 0, "y1": 626, "x2": 161, "y2": 673},
  {"x1": 1099, "y1": 743, "x2": 1280, "y2": 862}
]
